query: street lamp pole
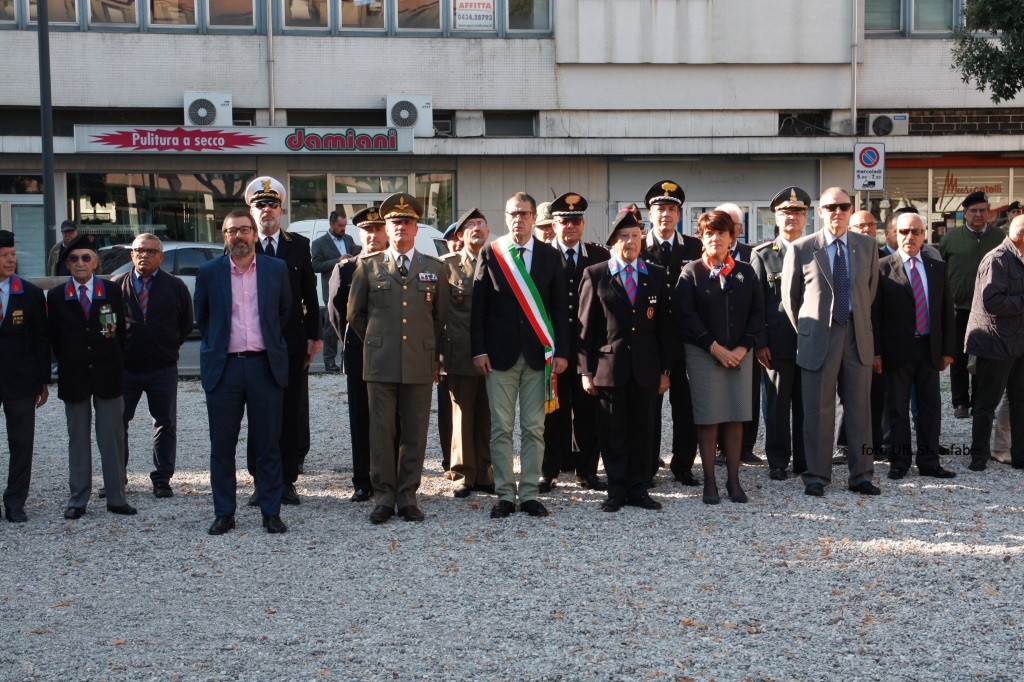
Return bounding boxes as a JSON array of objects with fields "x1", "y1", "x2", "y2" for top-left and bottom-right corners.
[{"x1": 37, "y1": 0, "x2": 57, "y2": 259}]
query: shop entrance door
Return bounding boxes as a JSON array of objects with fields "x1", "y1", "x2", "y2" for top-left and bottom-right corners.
[{"x1": 0, "y1": 197, "x2": 45, "y2": 276}]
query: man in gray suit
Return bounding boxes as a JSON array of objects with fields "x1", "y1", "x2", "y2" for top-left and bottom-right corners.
[
  {"x1": 311, "y1": 210, "x2": 359, "y2": 372},
  {"x1": 782, "y1": 187, "x2": 881, "y2": 497}
]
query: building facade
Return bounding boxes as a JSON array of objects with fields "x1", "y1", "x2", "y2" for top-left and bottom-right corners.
[{"x1": 1, "y1": 0, "x2": 1021, "y2": 275}]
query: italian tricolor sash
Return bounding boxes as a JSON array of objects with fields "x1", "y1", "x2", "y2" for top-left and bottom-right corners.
[{"x1": 493, "y1": 235, "x2": 560, "y2": 414}]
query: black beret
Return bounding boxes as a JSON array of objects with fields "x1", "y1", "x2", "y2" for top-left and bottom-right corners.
[
  {"x1": 1008, "y1": 200, "x2": 1022, "y2": 211},
  {"x1": 606, "y1": 210, "x2": 643, "y2": 246},
  {"x1": 962, "y1": 191, "x2": 988, "y2": 209},
  {"x1": 0, "y1": 230, "x2": 13, "y2": 248},
  {"x1": 63, "y1": 233, "x2": 97, "y2": 254}
]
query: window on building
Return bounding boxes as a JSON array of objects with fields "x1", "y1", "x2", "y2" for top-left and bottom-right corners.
[
  {"x1": 90, "y1": 0, "x2": 137, "y2": 24},
  {"x1": 29, "y1": 0, "x2": 79, "y2": 23},
  {"x1": 1, "y1": 0, "x2": 15, "y2": 20},
  {"x1": 508, "y1": 0, "x2": 547, "y2": 31},
  {"x1": 396, "y1": 0, "x2": 437, "y2": 29},
  {"x1": 284, "y1": 0, "x2": 327, "y2": 27},
  {"x1": 865, "y1": 0, "x2": 960, "y2": 35},
  {"x1": 340, "y1": 0, "x2": 383, "y2": 28},
  {"x1": 289, "y1": 174, "x2": 329, "y2": 222},
  {"x1": 484, "y1": 111, "x2": 535, "y2": 137},
  {"x1": 208, "y1": 0, "x2": 252, "y2": 25},
  {"x1": 150, "y1": 0, "x2": 194, "y2": 24}
]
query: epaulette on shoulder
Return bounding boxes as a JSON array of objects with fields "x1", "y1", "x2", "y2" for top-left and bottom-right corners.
[
  {"x1": 440, "y1": 251, "x2": 460, "y2": 261},
  {"x1": 359, "y1": 250, "x2": 382, "y2": 259},
  {"x1": 421, "y1": 253, "x2": 444, "y2": 264},
  {"x1": 752, "y1": 241, "x2": 773, "y2": 253}
]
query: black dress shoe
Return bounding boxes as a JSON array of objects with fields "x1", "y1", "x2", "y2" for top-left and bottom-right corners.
[
  {"x1": 646, "y1": 479, "x2": 657, "y2": 489},
  {"x1": 805, "y1": 482, "x2": 825, "y2": 497},
  {"x1": 490, "y1": 500, "x2": 516, "y2": 518},
  {"x1": 324, "y1": 364, "x2": 341, "y2": 373},
  {"x1": 520, "y1": 499, "x2": 549, "y2": 517},
  {"x1": 98, "y1": 487, "x2": 106, "y2": 499},
  {"x1": 208, "y1": 515, "x2": 235, "y2": 535},
  {"x1": 626, "y1": 492, "x2": 663, "y2": 510},
  {"x1": 153, "y1": 483, "x2": 173, "y2": 498},
  {"x1": 741, "y1": 451, "x2": 765, "y2": 465},
  {"x1": 370, "y1": 505, "x2": 395, "y2": 524},
  {"x1": 281, "y1": 483, "x2": 301, "y2": 506},
  {"x1": 398, "y1": 505, "x2": 425, "y2": 522},
  {"x1": 350, "y1": 488, "x2": 373, "y2": 502},
  {"x1": 575, "y1": 474, "x2": 608, "y2": 491},
  {"x1": 64, "y1": 506, "x2": 86, "y2": 520},
  {"x1": 601, "y1": 498, "x2": 624, "y2": 512},
  {"x1": 968, "y1": 459, "x2": 987, "y2": 472},
  {"x1": 453, "y1": 484, "x2": 473, "y2": 498},
  {"x1": 538, "y1": 477, "x2": 555, "y2": 493},
  {"x1": 888, "y1": 466, "x2": 908, "y2": 480},
  {"x1": 674, "y1": 471, "x2": 700, "y2": 486},
  {"x1": 247, "y1": 491, "x2": 260, "y2": 507},
  {"x1": 769, "y1": 467, "x2": 787, "y2": 481},
  {"x1": 849, "y1": 481, "x2": 882, "y2": 496},
  {"x1": 473, "y1": 483, "x2": 496, "y2": 495},
  {"x1": 919, "y1": 465, "x2": 956, "y2": 479},
  {"x1": 703, "y1": 490, "x2": 721, "y2": 505},
  {"x1": 262, "y1": 514, "x2": 288, "y2": 533},
  {"x1": 107, "y1": 503, "x2": 138, "y2": 515},
  {"x1": 4, "y1": 507, "x2": 28, "y2": 523}
]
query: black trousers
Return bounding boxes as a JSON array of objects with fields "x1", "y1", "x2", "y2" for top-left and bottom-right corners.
[
  {"x1": 662, "y1": 356, "x2": 698, "y2": 478},
  {"x1": 437, "y1": 377, "x2": 452, "y2": 472},
  {"x1": 248, "y1": 352, "x2": 308, "y2": 485},
  {"x1": 1, "y1": 395, "x2": 35, "y2": 512},
  {"x1": 971, "y1": 355, "x2": 1024, "y2": 466},
  {"x1": 596, "y1": 380, "x2": 656, "y2": 502},
  {"x1": 885, "y1": 338, "x2": 941, "y2": 470},
  {"x1": 542, "y1": 370, "x2": 600, "y2": 480},
  {"x1": 761, "y1": 358, "x2": 806, "y2": 472},
  {"x1": 950, "y1": 308, "x2": 976, "y2": 408}
]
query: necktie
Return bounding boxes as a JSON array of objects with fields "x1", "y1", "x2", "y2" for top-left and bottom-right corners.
[
  {"x1": 264, "y1": 238, "x2": 276, "y2": 258},
  {"x1": 79, "y1": 284, "x2": 91, "y2": 318},
  {"x1": 624, "y1": 264, "x2": 636, "y2": 305},
  {"x1": 909, "y1": 257, "x2": 929, "y2": 335},
  {"x1": 0, "y1": 294, "x2": 4, "y2": 325},
  {"x1": 660, "y1": 241, "x2": 672, "y2": 261},
  {"x1": 398, "y1": 254, "x2": 409, "y2": 278},
  {"x1": 517, "y1": 247, "x2": 526, "y2": 266},
  {"x1": 832, "y1": 241, "x2": 849, "y2": 324},
  {"x1": 138, "y1": 275, "x2": 152, "y2": 319},
  {"x1": 565, "y1": 249, "x2": 576, "y2": 277}
]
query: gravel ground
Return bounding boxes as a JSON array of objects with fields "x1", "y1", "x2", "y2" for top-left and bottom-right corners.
[{"x1": 1, "y1": 371, "x2": 1022, "y2": 682}]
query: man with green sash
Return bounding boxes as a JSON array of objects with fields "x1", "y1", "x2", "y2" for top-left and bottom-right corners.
[{"x1": 471, "y1": 192, "x2": 570, "y2": 519}]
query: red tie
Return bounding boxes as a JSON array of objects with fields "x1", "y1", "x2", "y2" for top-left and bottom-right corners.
[
  {"x1": 624, "y1": 265, "x2": 636, "y2": 305},
  {"x1": 138, "y1": 275, "x2": 152, "y2": 319},
  {"x1": 79, "y1": 284, "x2": 91, "y2": 318}
]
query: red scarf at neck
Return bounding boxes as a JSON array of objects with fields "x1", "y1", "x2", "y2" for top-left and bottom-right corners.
[{"x1": 703, "y1": 251, "x2": 735, "y2": 278}]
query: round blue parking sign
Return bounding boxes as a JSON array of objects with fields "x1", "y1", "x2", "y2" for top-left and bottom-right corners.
[{"x1": 859, "y1": 147, "x2": 880, "y2": 168}]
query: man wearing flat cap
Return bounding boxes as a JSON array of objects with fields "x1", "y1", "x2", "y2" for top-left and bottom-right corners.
[
  {"x1": 0, "y1": 231, "x2": 50, "y2": 523},
  {"x1": 441, "y1": 208, "x2": 494, "y2": 498},
  {"x1": 578, "y1": 210, "x2": 671, "y2": 512},
  {"x1": 245, "y1": 176, "x2": 322, "y2": 506},
  {"x1": 939, "y1": 191, "x2": 1004, "y2": 420},
  {"x1": 751, "y1": 187, "x2": 811, "y2": 481},
  {"x1": 640, "y1": 180, "x2": 703, "y2": 487},
  {"x1": 48, "y1": 233, "x2": 135, "y2": 519},
  {"x1": 47, "y1": 220, "x2": 79, "y2": 276},
  {"x1": 539, "y1": 192, "x2": 610, "y2": 494},
  {"x1": 348, "y1": 192, "x2": 448, "y2": 524},
  {"x1": 328, "y1": 207, "x2": 390, "y2": 503}
]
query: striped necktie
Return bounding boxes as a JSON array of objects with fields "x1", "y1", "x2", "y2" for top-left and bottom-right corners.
[
  {"x1": 624, "y1": 264, "x2": 636, "y2": 305},
  {"x1": 79, "y1": 284, "x2": 91, "y2": 318},
  {"x1": 832, "y1": 241, "x2": 849, "y2": 324},
  {"x1": 908, "y1": 257, "x2": 929, "y2": 335},
  {"x1": 138, "y1": 275, "x2": 152, "y2": 319}
]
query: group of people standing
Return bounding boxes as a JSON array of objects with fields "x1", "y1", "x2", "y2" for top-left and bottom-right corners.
[{"x1": 2, "y1": 176, "x2": 1021, "y2": 534}]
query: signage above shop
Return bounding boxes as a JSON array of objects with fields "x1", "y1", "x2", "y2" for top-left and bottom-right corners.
[{"x1": 74, "y1": 126, "x2": 414, "y2": 154}]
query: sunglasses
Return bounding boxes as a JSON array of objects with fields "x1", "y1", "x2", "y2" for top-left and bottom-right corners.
[
  {"x1": 66, "y1": 254, "x2": 93, "y2": 263},
  {"x1": 254, "y1": 200, "x2": 281, "y2": 209},
  {"x1": 821, "y1": 203, "x2": 853, "y2": 213},
  {"x1": 897, "y1": 228, "x2": 925, "y2": 236}
]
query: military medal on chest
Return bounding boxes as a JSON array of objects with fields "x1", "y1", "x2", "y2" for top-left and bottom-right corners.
[{"x1": 98, "y1": 304, "x2": 118, "y2": 339}]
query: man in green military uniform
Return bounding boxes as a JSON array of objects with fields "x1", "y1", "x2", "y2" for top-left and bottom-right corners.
[{"x1": 347, "y1": 193, "x2": 448, "y2": 524}]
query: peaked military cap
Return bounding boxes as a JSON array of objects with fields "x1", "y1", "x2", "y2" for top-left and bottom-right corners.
[
  {"x1": 244, "y1": 176, "x2": 286, "y2": 205},
  {"x1": 770, "y1": 187, "x2": 812, "y2": 213},
  {"x1": 550, "y1": 192, "x2": 587, "y2": 218},
  {"x1": 644, "y1": 180, "x2": 685, "y2": 208},
  {"x1": 351, "y1": 206, "x2": 385, "y2": 229},
  {"x1": 380, "y1": 192, "x2": 423, "y2": 221}
]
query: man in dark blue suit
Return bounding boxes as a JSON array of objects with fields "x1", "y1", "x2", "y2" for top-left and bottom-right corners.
[{"x1": 194, "y1": 210, "x2": 291, "y2": 536}]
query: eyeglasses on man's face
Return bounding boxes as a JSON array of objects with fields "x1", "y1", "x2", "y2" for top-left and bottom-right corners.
[
  {"x1": 254, "y1": 200, "x2": 281, "y2": 210},
  {"x1": 132, "y1": 247, "x2": 160, "y2": 256},
  {"x1": 897, "y1": 228, "x2": 925, "y2": 236},
  {"x1": 67, "y1": 254, "x2": 93, "y2": 263},
  {"x1": 506, "y1": 210, "x2": 534, "y2": 218},
  {"x1": 223, "y1": 226, "x2": 255, "y2": 236},
  {"x1": 821, "y1": 203, "x2": 853, "y2": 213}
]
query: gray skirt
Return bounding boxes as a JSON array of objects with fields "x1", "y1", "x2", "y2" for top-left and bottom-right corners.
[{"x1": 684, "y1": 344, "x2": 753, "y2": 425}]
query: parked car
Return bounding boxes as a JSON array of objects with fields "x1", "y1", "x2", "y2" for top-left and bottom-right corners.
[
  {"x1": 287, "y1": 219, "x2": 449, "y2": 308},
  {"x1": 100, "y1": 242, "x2": 225, "y2": 298}
]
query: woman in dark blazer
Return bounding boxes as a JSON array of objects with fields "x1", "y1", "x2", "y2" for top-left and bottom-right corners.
[{"x1": 674, "y1": 211, "x2": 765, "y2": 505}]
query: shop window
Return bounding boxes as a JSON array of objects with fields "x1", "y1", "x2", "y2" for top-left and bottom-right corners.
[
  {"x1": 150, "y1": 0, "x2": 194, "y2": 24},
  {"x1": 335, "y1": 175, "x2": 409, "y2": 194},
  {"x1": 0, "y1": 175, "x2": 43, "y2": 194},
  {"x1": 507, "y1": 0, "x2": 547, "y2": 31},
  {"x1": 866, "y1": 0, "x2": 961, "y2": 35},
  {"x1": 208, "y1": 0, "x2": 252, "y2": 25},
  {"x1": 414, "y1": 172, "x2": 452, "y2": 227},
  {"x1": 289, "y1": 174, "x2": 329, "y2": 222},
  {"x1": 90, "y1": 0, "x2": 136, "y2": 23},
  {"x1": 396, "y1": 0, "x2": 437, "y2": 29},
  {"x1": 28, "y1": 0, "x2": 79, "y2": 23}
]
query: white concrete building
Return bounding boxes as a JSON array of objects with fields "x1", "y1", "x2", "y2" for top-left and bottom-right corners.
[{"x1": 1, "y1": 0, "x2": 1021, "y2": 274}]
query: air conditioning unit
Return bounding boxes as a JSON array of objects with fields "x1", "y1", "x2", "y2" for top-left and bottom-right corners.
[
  {"x1": 867, "y1": 113, "x2": 909, "y2": 137},
  {"x1": 386, "y1": 94, "x2": 433, "y2": 137},
  {"x1": 183, "y1": 91, "x2": 233, "y2": 127}
]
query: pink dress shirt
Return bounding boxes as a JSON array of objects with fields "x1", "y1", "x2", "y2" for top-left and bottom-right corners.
[{"x1": 227, "y1": 258, "x2": 266, "y2": 353}]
